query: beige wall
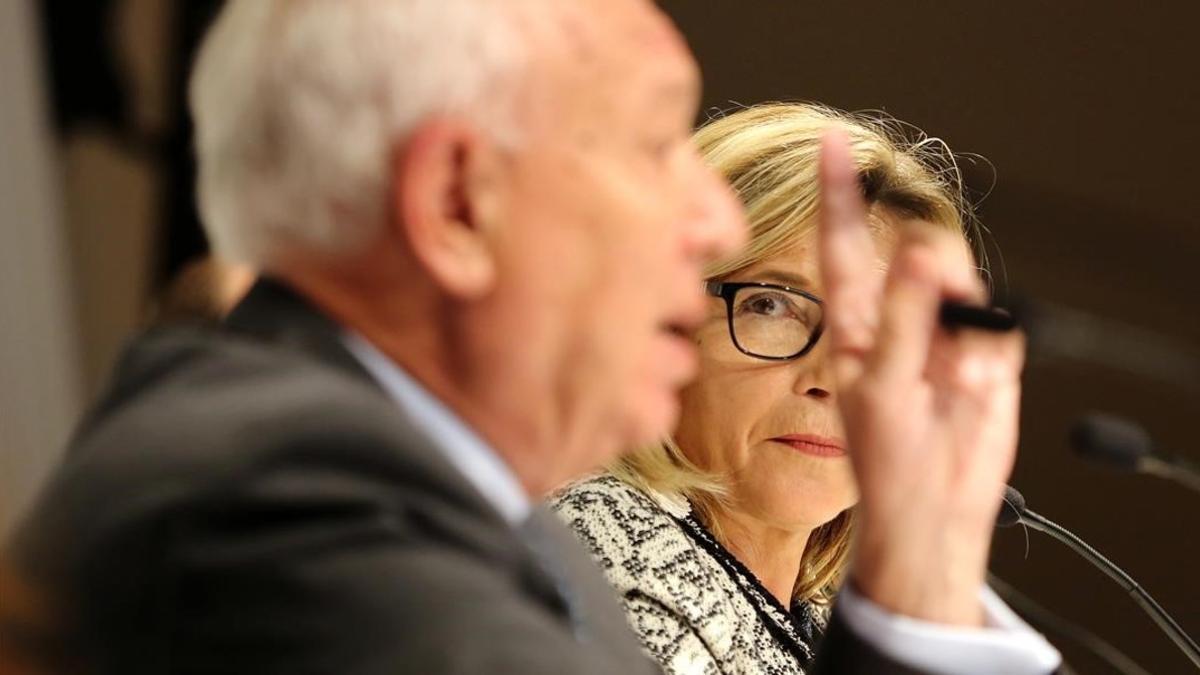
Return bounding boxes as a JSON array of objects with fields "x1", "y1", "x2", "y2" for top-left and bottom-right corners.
[
  {"x1": 1, "y1": 0, "x2": 172, "y2": 537},
  {"x1": 0, "y1": 0, "x2": 82, "y2": 537},
  {"x1": 64, "y1": 0, "x2": 174, "y2": 398}
]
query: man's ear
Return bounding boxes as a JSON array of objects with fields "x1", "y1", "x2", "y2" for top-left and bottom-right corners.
[{"x1": 390, "y1": 119, "x2": 505, "y2": 299}]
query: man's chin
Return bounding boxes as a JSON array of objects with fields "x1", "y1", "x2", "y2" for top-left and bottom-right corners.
[
  {"x1": 537, "y1": 390, "x2": 680, "y2": 491},
  {"x1": 620, "y1": 389, "x2": 682, "y2": 451}
]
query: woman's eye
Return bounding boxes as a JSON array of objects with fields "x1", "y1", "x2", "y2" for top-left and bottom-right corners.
[{"x1": 740, "y1": 293, "x2": 794, "y2": 317}]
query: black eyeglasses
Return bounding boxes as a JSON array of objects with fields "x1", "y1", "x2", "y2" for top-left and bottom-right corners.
[{"x1": 705, "y1": 281, "x2": 825, "y2": 361}]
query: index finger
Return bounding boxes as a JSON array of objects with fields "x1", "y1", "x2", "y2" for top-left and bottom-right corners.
[{"x1": 818, "y1": 128, "x2": 881, "y2": 385}]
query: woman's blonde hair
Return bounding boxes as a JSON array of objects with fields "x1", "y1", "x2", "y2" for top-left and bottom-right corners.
[{"x1": 614, "y1": 102, "x2": 980, "y2": 606}]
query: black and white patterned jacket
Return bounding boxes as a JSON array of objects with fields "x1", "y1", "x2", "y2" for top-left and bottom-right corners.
[{"x1": 550, "y1": 474, "x2": 828, "y2": 675}]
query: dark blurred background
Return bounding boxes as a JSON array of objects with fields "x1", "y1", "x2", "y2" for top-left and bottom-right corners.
[{"x1": 0, "y1": 1, "x2": 1196, "y2": 672}]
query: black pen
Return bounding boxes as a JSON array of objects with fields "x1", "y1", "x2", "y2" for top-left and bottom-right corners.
[{"x1": 939, "y1": 300, "x2": 1019, "y2": 332}]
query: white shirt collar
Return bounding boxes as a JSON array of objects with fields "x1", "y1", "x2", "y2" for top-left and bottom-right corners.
[{"x1": 340, "y1": 331, "x2": 531, "y2": 525}]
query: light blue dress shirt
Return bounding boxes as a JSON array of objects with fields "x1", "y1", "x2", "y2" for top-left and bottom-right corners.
[{"x1": 341, "y1": 330, "x2": 530, "y2": 525}]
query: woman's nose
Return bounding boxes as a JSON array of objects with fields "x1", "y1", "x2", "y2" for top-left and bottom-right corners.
[
  {"x1": 795, "y1": 338, "x2": 837, "y2": 399},
  {"x1": 804, "y1": 384, "x2": 832, "y2": 399}
]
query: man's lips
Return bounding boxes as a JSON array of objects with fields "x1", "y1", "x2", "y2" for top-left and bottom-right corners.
[
  {"x1": 769, "y1": 434, "x2": 848, "y2": 457},
  {"x1": 654, "y1": 305, "x2": 704, "y2": 383}
]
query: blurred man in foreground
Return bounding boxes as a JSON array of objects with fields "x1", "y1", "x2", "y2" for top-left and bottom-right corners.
[{"x1": 8, "y1": 1, "x2": 1059, "y2": 673}]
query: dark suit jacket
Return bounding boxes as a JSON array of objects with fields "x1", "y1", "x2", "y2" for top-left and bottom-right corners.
[{"x1": 9, "y1": 279, "x2": 981, "y2": 674}]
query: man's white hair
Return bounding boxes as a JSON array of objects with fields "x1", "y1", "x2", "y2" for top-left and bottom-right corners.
[{"x1": 189, "y1": 0, "x2": 534, "y2": 266}]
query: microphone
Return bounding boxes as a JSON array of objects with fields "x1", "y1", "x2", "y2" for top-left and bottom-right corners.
[
  {"x1": 940, "y1": 300, "x2": 1018, "y2": 333},
  {"x1": 1070, "y1": 413, "x2": 1200, "y2": 495},
  {"x1": 997, "y1": 485, "x2": 1026, "y2": 527},
  {"x1": 996, "y1": 485, "x2": 1200, "y2": 669},
  {"x1": 1012, "y1": 298, "x2": 1200, "y2": 395}
]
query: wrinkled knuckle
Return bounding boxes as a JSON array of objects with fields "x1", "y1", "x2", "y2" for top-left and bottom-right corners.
[
  {"x1": 947, "y1": 355, "x2": 993, "y2": 391},
  {"x1": 951, "y1": 353, "x2": 1022, "y2": 395}
]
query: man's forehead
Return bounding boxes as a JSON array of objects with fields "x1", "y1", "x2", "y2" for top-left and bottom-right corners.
[
  {"x1": 544, "y1": 0, "x2": 694, "y2": 73},
  {"x1": 513, "y1": 0, "x2": 699, "y2": 132},
  {"x1": 559, "y1": 0, "x2": 682, "y2": 40}
]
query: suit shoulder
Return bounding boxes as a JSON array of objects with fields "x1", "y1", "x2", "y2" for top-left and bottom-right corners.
[
  {"x1": 17, "y1": 328, "x2": 429, "y2": 559},
  {"x1": 74, "y1": 325, "x2": 400, "y2": 474}
]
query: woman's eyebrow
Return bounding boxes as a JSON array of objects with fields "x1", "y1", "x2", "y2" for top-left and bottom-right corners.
[{"x1": 749, "y1": 268, "x2": 815, "y2": 290}]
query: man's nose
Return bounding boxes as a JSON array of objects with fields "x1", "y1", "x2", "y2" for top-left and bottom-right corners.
[{"x1": 683, "y1": 158, "x2": 747, "y2": 265}]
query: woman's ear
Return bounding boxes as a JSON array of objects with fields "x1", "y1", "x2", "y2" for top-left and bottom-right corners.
[{"x1": 389, "y1": 118, "x2": 505, "y2": 299}]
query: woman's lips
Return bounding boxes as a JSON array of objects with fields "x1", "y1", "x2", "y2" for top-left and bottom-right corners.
[{"x1": 769, "y1": 434, "x2": 848, "y2": 458}]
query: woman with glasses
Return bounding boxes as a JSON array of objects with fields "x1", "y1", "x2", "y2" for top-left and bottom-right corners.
[{"x1": 550, "y1": 102, "x2": 981, "y2": 674}]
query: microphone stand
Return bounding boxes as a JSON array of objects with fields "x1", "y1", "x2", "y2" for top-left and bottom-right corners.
[
  {"x1": 1020, "y1": 507, "x2": 1200, "y2": 669},
  {"x1": 988, "y1": 573, "x2": 1151, "y2": 675},
  {"x1": 1069, "y1": 412, "x2": 1200, "y2": 496}
]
